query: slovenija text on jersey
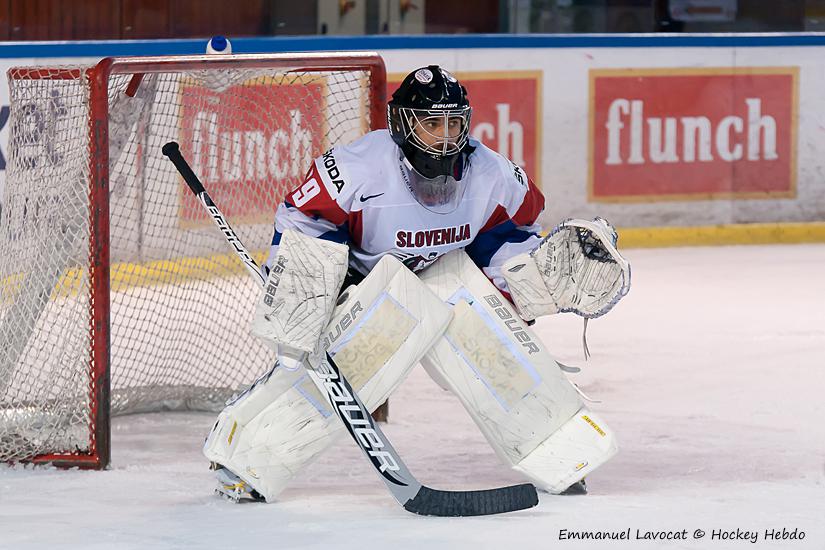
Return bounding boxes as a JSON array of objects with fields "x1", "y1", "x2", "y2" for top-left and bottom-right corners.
[{"x1": 395, "y1": 224, "x2": 471, "y2": 248}]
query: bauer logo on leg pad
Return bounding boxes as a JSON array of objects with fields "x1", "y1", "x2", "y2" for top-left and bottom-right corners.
[
  {"x1": 319, "y1": 301, "x2": 364, "y2": 351},
  {"x1": 482, "y1": 295, "x2": 540, "y2": 355}
]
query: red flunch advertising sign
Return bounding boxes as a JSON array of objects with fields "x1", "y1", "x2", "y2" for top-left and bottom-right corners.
[
  {"x1": 178, "y1": 77, "x2": 327, "y2": 225},
  {"x1": 589, "y1": 67, "x2": 798, "y2": 202}
]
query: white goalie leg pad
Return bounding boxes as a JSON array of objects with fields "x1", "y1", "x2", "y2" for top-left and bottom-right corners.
[
  {"x1": 203, "y1": 363, "x2": 321, "y2": 495},
  {"x1": 204, "y1": 255, "x2": 452, "y2": 501},
  {"x1": 418, "y1": 250, "x2": 617, "y2": 493},
  {"x1": 513, "y1": 407, "x2": 617, "y2": 493}
]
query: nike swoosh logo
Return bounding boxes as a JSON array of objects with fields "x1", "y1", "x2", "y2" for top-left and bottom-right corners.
[{"x1": 359, "y1": 193, "x2": 384, "y2": 202}]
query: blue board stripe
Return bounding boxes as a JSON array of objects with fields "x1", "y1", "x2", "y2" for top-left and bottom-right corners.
[{"x1": 3, "y1": 33, "x2": 825, "y2": 58}]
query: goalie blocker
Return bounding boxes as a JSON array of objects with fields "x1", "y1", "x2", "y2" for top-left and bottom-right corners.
[{"x1": 250, "y1": 229, "x2": 350, "y2": 369}]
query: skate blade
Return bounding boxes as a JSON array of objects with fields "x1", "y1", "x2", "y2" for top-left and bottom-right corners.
[{"x1": 215, "y1": 481, "x2": 264, "y2": 503}]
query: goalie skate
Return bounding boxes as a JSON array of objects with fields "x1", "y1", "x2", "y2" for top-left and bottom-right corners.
[
  {"x1": 560, "y1": 478, "x2": 587, "y2": 495},
  {"x1": 213, "y1": 466, "x2": 265, "y2": 503}
]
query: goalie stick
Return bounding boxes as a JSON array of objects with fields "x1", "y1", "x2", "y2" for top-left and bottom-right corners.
[{"x1": 161, "y1": 141, "x2": 538, "y2": 517}]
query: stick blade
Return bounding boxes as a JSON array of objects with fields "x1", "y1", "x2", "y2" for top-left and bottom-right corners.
[{"x1": 403, "y1": 483, "x2": 538, "y2": 517}]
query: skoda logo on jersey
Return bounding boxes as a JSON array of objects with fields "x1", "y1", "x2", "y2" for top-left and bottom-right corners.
[
  {"x1": 414, "y1": 69, "x2": 433, "y2": 84},
  {"x1": 322, "y1": 149, "x2": 346, "y2": 192}
]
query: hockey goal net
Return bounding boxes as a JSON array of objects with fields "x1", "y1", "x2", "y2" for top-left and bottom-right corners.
[{"x1": 0, "y1": 52, "x2": 386, "y2": 469}]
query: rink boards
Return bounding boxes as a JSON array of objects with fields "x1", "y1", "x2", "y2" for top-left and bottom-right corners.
[{"x1": 1, "y1": 34, "x2": 825, "y2": 245}]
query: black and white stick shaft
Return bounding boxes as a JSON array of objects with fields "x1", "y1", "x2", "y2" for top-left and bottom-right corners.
[
  {"x1": 162, "y1": 141, "x2": 538, "y2": 517},
  {"x1": 162, "y1": 141, "x2": 265, "y2": 288}
]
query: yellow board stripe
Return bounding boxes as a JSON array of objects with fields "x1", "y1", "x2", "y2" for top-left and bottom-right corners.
[
  {"x1": 4, "y1": 222, "x2": 824, "y2": 300},
  {"x1": 1, "y1": 249, "x2": 269, "y2": 300},
  {"x1": 617, "y1": 222, "x2": 825, "y2": 248},
  {"x1": 108, "y1": 250, "x2": 269, "y2": 292}
]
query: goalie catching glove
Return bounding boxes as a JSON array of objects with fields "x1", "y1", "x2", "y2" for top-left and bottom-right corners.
[
  {"x1": 251, "y1": 229, "x2": 349, "y2": 368},
  {"x1": 502, "y1": 217, "x2": 631, "y2": 321}
]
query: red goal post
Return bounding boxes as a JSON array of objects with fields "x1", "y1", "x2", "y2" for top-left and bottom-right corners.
[{"x1": 0, "y1": 52, "x2": 386, "y2": 469}]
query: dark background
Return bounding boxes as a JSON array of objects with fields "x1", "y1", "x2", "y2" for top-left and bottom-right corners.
[{"x1": 0, "y1": 0, "x2": 819, "y2": 41}]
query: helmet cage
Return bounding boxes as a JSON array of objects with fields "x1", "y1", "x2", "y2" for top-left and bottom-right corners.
[{"x1": 397, "y1": 106, "x2": 472, "y2": 159}]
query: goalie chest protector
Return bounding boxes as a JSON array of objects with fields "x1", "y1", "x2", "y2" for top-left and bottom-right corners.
[{"x1": 274, "y1": 129, "x2": 543, "y2": 275}]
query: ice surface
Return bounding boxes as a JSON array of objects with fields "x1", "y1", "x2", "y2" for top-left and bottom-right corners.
[{"x1": 2, "y1": 244, "x2": 824, "y2": 549}]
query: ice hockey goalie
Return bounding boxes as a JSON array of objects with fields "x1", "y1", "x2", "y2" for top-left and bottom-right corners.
[{"x1": 202, "y1": 65, "x2": 631, "y2": 503}]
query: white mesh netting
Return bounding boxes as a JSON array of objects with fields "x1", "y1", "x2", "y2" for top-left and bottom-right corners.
[{"x1": 0, "y1": 59, "x2": 377, "y2": 464}]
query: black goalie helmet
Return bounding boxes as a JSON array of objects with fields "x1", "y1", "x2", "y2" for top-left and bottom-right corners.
[{"x1": 388, "y1": 66, "x2": 473, "y2": 213}]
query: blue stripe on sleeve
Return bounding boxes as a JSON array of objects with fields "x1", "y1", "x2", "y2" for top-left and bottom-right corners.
[
  {"x1": 272, "y1": 224, "x2": 349, "y2": 245},
  {"x1": 465, "y1": 220, "x2": 533, "y2": 268},
  {"x1": 319, "y1": 223, "x2": 350, "y2": 244}
]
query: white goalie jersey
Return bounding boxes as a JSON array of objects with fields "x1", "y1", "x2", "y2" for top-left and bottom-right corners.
[{"x1": 266, "y1": 130, "x2": 545, "y2": 295}]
